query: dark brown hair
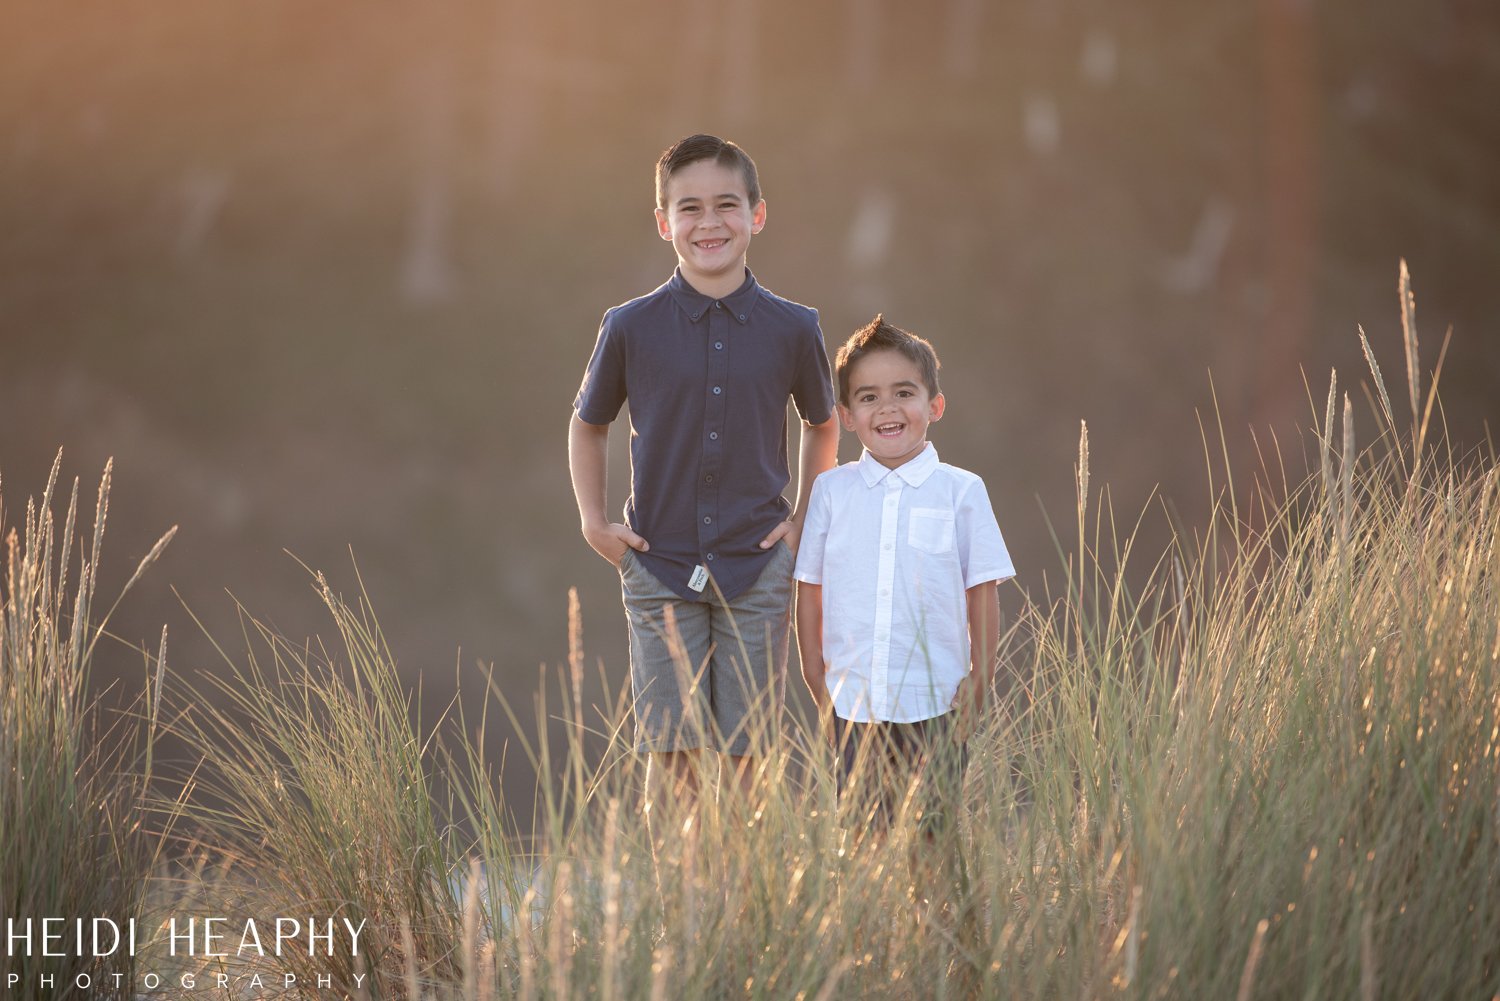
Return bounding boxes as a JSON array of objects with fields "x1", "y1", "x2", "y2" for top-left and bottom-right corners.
[
  {"x1": 655, "y1": 134, "x2": 762, "y2": 209},
  {"x1": 835, "y1": 314, "x2": 942, "y2": 407}
]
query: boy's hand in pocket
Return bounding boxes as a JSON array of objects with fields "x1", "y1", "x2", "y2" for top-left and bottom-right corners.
[
  {"x1": 759, "y1": 518, "x2": 799, "y2": 554},
  {"x1": 585, "y1": 522, "x2": 648, "y2": 568}
]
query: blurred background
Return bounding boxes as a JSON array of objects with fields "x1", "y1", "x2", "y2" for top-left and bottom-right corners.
[{"x1": 4, "y1": 1, "x2": 1497, "y2": 821}]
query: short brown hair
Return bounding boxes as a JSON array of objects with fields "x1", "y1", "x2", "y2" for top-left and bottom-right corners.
[
  {"x1": 835, "y1": 314, "x2": 942, "y2": 407},
  {"x1": 655, "y1": 134, "x2": 762, "y2": 210}
]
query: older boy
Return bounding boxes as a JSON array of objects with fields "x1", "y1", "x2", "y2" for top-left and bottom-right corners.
[
  {"x1": 569, "y1": 135, "x2": 839, "y2": 804},
  {"x1": 794, "y1": 315, "x2": 1014, "y2": 832}
]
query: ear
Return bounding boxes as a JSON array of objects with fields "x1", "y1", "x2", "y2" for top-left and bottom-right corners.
[
  {"x1": 929, "y1": 392, "x2": 946, "y2": 423},
  {"x1": 750, "y1": 199, "x2": 767, "y2": 235},
  {"x1": 654, "y1": 207, "x2": 672, "y2": 240},
  {"x1": 837, "y1": 403, "x2": 856, "y2": 433}
]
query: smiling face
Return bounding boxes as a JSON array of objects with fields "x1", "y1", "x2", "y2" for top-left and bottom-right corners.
[
  {"x1": 654, "y1": 158, "x2": 766, "y2": 298},
  {"x1": 839, "y1": 348, "x2": 946, "y2": 469}
]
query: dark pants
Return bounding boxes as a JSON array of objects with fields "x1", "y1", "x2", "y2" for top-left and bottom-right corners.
[{"x1": 833, "y1": 712, "x2": 968, "y2": 835}]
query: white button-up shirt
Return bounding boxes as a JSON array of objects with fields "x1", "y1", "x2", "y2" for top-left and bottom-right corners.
[{"x1": 794, "y1": 444, "x2": 1015, "y2": 723}]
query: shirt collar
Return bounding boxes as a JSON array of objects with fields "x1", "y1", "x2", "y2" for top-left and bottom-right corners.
[
  {"x1": 667, "y1": 267, "x2": 761, "y2": 325},
  {"x1": 857, "y1": 442, "x2": 940, "y2": 488}
]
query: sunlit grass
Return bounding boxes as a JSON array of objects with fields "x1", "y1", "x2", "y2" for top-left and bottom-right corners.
[
  {"x1": 6, "y1": 266, "x2": 1498, "y2": 998},
  {"x1": 1, "y1": 455, "x2": 174, "y2": 999},
  {"x1": 165, "y1": 273, "x2": 1496, "y2": 998}
]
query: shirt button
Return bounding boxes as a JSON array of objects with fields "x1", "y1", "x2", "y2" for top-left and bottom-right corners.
[
  {"x1": 704, "y1": 474, "x2": 713, "y2": 483},
  {"x1": 712, "y1": 386, "x2": 722, "y2": 395},
  {"x1": 738, "y1": 314, "x2": 746, "y2": 321},
  {"x1": 883, "y1": 542, "x2": 893, "y2": 551},
  {"x1": 715, "y1": 301, "x2": 722, "y2": 310},
  {"x1": 715, "y1": 342, "x2": 723, "y2": 350},
  {"x1": 706, "y1": 553, "x2": 715, "y2": 561},
  {"x1": 692, "y1": 312, "x2": 700, "y2": 320},
  {"x1": 703, "y1": 516, "x2": 712, "y2": 524},
  {"x1": 709, "y1": 431, "x2": 719, "y2": 440}
]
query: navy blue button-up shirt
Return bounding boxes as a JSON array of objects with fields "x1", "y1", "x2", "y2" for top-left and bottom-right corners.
[{"x1": 574, "y1": 269, "x2": 836, "y2": 600}]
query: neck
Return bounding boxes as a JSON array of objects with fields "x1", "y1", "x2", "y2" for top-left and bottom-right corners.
[
  {"x1": 870, "y1": 440, "x2": 929, "y2": 470},
  {"x1": 681, "y1": 264, "x2": 747, "y2": 300}
]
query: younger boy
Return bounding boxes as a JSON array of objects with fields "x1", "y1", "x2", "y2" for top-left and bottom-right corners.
[
  {"x1": 569, "y1": 135, "x2": 839, "y2": 803},
  {"x1": 794, "y1": 315, "x2": 1014, "y2": 832}
]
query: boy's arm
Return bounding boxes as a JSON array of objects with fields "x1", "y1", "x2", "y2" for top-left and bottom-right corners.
[
  {"x1": 760, "y1": 415, "x2": 840, "y2": 551},
  {"x1": 954, "y1": 579, "x2": 1000, "y2": 739},
  {"x1": 569, "y1": 412, "x2": 648, "y2": 567},
  {"x1": 795, "y1": 581, "x2": 833, "y2": 739}
]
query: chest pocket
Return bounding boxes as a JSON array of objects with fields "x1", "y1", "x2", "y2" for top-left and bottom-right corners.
[{"x1": 907, "y1": 508, "x2": 956, "y2": 554}]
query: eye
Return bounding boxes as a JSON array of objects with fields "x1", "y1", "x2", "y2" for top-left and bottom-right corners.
[
  {"x1": 858, "y1": 394, "x2": 875, "y2": 404},
  {"x1": 897, "y1": 390, "x2": 914, "y2": 398}
]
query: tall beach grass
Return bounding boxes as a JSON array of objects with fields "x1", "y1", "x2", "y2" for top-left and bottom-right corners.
[
  {"x1": 164, "y1": 270, "x2": 1498, "y2": 998},
  {"x1": 6, "y1": 266, "x2": 1497, "y2": 998},
  {"x1": 1, "y1": 455, "x2": 173, "y2": 999}
]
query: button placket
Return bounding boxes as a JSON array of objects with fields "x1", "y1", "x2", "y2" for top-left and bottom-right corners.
[
  {"x1": 872, "y1": 476, "x2": 902, "y2": 717},
  {"x1": 698, "y1": 305, "x2": 730, "y2": 556}
]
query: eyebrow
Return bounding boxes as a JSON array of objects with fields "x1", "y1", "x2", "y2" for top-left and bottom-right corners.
[
  {"x1": 674, "y1": 193, "x2": 745, "y2": 207},
  {"x1": 852, "y1": 379, "x2": 920, "y2": 394}
]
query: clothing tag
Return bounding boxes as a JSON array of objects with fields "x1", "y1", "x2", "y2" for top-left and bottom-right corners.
[{"x1": 688, "y1": 565, "x2": 709, "y2": 593}]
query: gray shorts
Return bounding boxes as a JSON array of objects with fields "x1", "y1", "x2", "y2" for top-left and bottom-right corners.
[{"x1": 618, "y1": 542, "x2": 794, "y2": 756}]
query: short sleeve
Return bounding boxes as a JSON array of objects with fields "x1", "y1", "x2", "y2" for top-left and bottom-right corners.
[
  {"x1": 573, "y1": 309, "x2": 627, "y2": 425},
  {"x1": 955, "y1": 477, "x2": 1015, "y2": 588},
  {"x1": 789, "y1": 310, "x2": 836, "y2": 426},
  {"x1": 793, "y1": 475, "x2": 832, "y2": 585}
]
